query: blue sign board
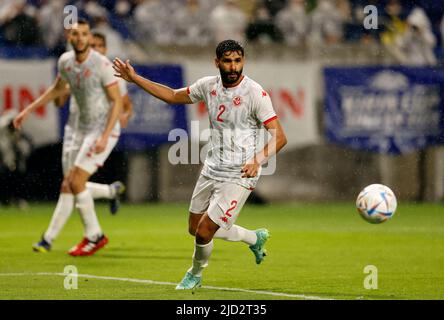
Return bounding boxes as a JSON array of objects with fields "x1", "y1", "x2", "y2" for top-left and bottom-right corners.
[{"x1": 324, "y1": 67, "x2": 444, "y2": 154}]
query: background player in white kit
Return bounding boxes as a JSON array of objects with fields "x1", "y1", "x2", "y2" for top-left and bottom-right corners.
[
  {"x1": 89, "y1": 32, "x2": 133, "y2": 129},
  {"x1": 113, "y1": 40, "x2": 287, "y2": 289},
  {"x1": 24, "y1": 31, "x2": 133, "y2": 254},
  {"x1": 14, "y1": 19, "x2": 123, "y2": 257}
]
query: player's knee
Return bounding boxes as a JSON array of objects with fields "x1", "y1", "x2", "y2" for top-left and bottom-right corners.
[
  {"x1": 188, "y1": 212, "x2": 201, "y2": 236},
  {"x1": 195, "y1": 232, "x2": 211, "y2": 244},
  {"x1": 68, "y1": 168, "x2": 90, "y2": 194},
  {"x1": 195, "y1": 225, "x2": 212, "y2": 244},
  {"x1": 188, "y1": 225, "x2": 197, "y2": 236},
  {"x1": 69, "y1": 177, "x2": 85, "y2": 194},
  {"x1": 60, "y1": 179, "x2": 72, "y2": 193}
]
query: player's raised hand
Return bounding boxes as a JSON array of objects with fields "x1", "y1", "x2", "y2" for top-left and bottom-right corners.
[
  {"x1": 13, "y1": 111, "x2": 28, "y2": 130},
  {"x1": 113, "y1": 58, "x2": 136, "y2": 83}
]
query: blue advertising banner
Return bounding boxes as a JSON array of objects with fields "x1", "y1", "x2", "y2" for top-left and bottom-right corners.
[
  {"x1": 59, "y1": 64, "x2": 188, "y2": 151},
  {"x1": 324, "y1": 67, "x2": 444, "y2": 155}
]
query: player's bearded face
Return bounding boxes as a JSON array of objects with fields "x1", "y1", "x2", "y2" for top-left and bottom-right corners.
[
  {"x1": 220, "y1": 67, "x2": 243, "y2": 85},
  {"x1": 70, "y1": 25, "x2": 91, "y2": 54},
  {"x1": 73, "y1": 40, "x2": 89, "y2": 54},
  {"x1": 217, "y1": 51, "x2": 244, "y2": 85}
]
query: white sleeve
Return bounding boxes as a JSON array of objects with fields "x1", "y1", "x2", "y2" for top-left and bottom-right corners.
[
  {"x1": 101, "y1": 58, "x2": 118, "y2": 88},
  {"x1": 254, "y1": 89, "x2": 277, "y2": 125},
  {"x1": 187, "y1": 77, "x2": 207, "y2": 103}
]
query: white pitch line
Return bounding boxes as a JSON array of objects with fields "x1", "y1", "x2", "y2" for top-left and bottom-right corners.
[{"x1": 0, "y1": 272, "x2": 334, "y2": 300}]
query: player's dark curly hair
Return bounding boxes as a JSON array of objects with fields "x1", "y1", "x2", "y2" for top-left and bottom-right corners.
[{"x1": 216, "y1": 40, "x2": 245, "y2": 59}]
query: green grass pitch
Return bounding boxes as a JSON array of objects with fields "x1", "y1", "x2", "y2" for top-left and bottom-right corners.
[{"x1": 0, "y1": 202, "x2": 443, "y2": 300}]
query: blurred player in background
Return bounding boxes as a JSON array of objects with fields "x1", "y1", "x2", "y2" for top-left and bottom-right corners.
[
  {"x1": 28, "y1": 30, "x2": 133, "y2": 254},
  {"x1": 90, "y1": 31, "x2": 133, "y2": 127},
  {"x1": 14, "y1": 19, "x2": 123, "y2": 256},
  {"x1": 56, "y1": 32, "x2": 133, "y2": 128},
  {"x1": 113, "y1": 39, "x2": 287, "y2": 290}
]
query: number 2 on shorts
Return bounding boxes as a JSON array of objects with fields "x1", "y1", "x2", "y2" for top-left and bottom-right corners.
[{"x1": 225, "y1": 200, "x2": 238, "y2": 217}]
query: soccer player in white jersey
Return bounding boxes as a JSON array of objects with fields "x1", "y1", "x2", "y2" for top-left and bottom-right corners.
[
  {"x1": 14, "y1": 19, "x2": 123, "y2": 256},
  {"x1": 24, "y1": 31, "x2": 133, "y2": 254},
  {"x1": 54, "y1": 31, "x2": 132, "y2": 215},
  {"x1": 113, "y1": 40, "x2": 287, "y2": 289},
  {"x1": 90, "y1": 32, "x2": 133, "y2": 128},
  {"x1": 88, "y1": 32, "x2": 132, "y2": 212}
]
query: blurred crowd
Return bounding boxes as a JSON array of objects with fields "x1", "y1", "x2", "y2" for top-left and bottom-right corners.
[{"x1": 1, "y1": 0, "x2": 444, "y2": 65}]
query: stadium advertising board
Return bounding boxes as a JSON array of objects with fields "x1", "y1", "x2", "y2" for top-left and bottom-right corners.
[
  {"x1": 184, "y1": 61, "x2": 320, "y2": 151},
  {"x1": 324, "y1": 67, "x2": 444, "y2": 155},
  {"x1": 0, "y1": 59, "x2": 59, "y2": 147}
]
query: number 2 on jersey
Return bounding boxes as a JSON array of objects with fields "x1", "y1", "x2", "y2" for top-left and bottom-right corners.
[{"x1": 217, "y1": 105, "x2": 226, "y2": 122}]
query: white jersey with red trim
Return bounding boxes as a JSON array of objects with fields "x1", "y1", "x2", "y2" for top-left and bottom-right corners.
[
  {"x1": 57, "y1": 50, "x2": 120, "y2": 133},
  {"x1": 188, "y1": 75, "x2": 277, "y2": 189},
  {"x1": 66, "y1": 77, "x2": 128, "y2": 132}
]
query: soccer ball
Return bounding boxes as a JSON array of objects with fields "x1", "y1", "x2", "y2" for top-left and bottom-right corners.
[{"x1": 356, "y1": 184, "x2": 397, "y2": 224}]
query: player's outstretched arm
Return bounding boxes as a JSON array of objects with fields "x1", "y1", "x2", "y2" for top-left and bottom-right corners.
[
  {"x1": 113, "y1": 57, "x2": 193, "y2": 105},
  {"x1": 13, "y1": 76, "x2": 68, "y2": 129},
  {"x1": 241, "y1": 118, "x2": 287, "y2": 178}
]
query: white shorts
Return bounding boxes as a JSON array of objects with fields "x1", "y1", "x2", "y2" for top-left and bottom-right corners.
[
  {"x1": 189, "y1": 174, "x2": 252, "y2": 230},
  {"x1": 62, "y1": 125, "x2": 119, "y2": 176}
]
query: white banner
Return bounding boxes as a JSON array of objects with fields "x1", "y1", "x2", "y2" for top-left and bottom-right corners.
[
  {"x1": 0, "y1": 59, "x2": 59, "y2": 147},
  {"x1": 184, "y1": 60, "x2": 320, "y2": 150}
]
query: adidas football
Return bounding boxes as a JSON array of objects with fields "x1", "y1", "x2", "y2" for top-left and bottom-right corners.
[{"x1": 356, "y1": 184, "x2": 397, "y2": 224}]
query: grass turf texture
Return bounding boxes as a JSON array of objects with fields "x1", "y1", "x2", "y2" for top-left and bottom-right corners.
[{"x1": 0, "y1": 203, "x2": 443, "y2": 300}]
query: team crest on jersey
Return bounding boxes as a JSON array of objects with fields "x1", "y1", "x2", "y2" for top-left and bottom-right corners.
[
  {"x1": 233, "y1": 96, "x2": 242, "y2": 107},
  {"x1": 211, "y1": 89, "x2": 217, "y2": 96}
]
